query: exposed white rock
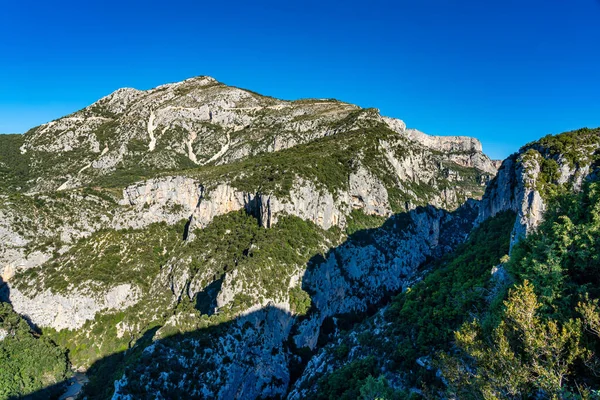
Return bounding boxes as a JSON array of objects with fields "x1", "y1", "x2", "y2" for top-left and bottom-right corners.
[
  {"x1": 509, "y1": 155, "x2": 546, "y2": 247},
  {"x1": 147, "y1": 111, "x2": 157, "y2": 151},
  {"x1": 19, "y1": 76, "x2": 497, "y2": 192},
  {"x1": 404, "y1": 128, "x2": 482, "y2": 152},
  {"x1": 186, "y1": 130, "x2": 199, "y2": 164},
  {"x1": 216, "y1": 269, "x2": 242, "y2": 309},
  {"x1": 9, "y1": 284, "x2": 140, "y2": 330},
  {"x1": 185, "y1": 170, "x2": 391, "y2": 236},
  {"x1": 383, "y1": 116, "x2": 487, "y2": 153},
  {"x1": 0, "y1": 75, "x2": 509, "y2": 398},
  {"x1": 116, "y1": 176, "x2": 202, "y2": 229},
  {"x1": 91, "y1": 87, "x2": 145, "y2": 115},
  {"x1": 478, "y1": 144, "x2": 600, "y2": 251},
  {"x1": 188, "y1": 183, "x2": 248, "y2": 231}
]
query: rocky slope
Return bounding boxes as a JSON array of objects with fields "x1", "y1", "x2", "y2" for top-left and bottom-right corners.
[
  {"x1": 289, "y1": 127, "x2": 600, "y2": 398},
  {"x1": 0, "y1": 76, "x2": 510, "y2": 399},
  {"x1": 477, "y1": 127, "x2": 600, "y2": 248},
  {"x1": 16, "y1": 76, "x2": 497, "y2": 193}
]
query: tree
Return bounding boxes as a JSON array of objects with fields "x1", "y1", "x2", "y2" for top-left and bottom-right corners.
[
  {"x1": 359, "y1": 375, "x2": 394, "y2": 400},
  {"x1": 442, "y1": 281, "x2": 586, "y2": 399}
]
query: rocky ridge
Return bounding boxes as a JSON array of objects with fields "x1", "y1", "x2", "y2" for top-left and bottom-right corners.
[{"x1": 18, "y1": 76, "x2": 498, "y2": 192}]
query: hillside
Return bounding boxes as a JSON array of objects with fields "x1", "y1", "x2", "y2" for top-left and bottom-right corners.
[
  {"x1": 290, "y1": 127, "x2": 600, "y2": 399},
  {"x1": 1, "y1": 76, "x2": 599, "y2": 399}
]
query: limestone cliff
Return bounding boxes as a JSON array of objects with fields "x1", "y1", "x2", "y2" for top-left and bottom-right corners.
[{"x1": 478, "y1": 128, "x2": 600, "y2": 249}]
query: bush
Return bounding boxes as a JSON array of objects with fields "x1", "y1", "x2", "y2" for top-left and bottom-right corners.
[{"x1": 0, "y1": 302, "x2": 70, "y2": 398}]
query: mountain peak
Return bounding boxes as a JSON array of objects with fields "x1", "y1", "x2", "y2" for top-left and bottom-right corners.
[
  {"x1": 14, "y1": 77, "x2": 498, "y2": 193},
  {"x1": 154, "y1": 75, "x2": 219, "y2": 91}
]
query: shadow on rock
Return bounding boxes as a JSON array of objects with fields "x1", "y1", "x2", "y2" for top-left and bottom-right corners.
[{"x1": 11, "y1": 201, "x2": 479, "y2": 399}]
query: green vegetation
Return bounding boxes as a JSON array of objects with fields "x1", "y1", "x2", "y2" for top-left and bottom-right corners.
[
  {"x1": 60, "y1": 211, "x2": 340, "y2": 398},
  {"x1": 15, "y1": 220, "x2": 188, "y2": 294},
  {"x1": 307, "y1": 211, "x2": 515, "y2": 396},
  {"x1": 0, "y1": 188, "x2": 116, "y2": 262},
  {"x1": 289, "y1": 286, "x2": 312, "y2": 315},
  {"x1": 43, "y1": 291, "x2": 173, "y2": 370},
  {"x1": 520, "y1": 148, "x2": 563, "y2": 199},
  {"x1": 26, "y1": 211, "x2": 338, "y2": 375},
  {"x1": 3, "y1": 99, "x2": 491, "y2": 217},
  {"x1": 185, "y1": 127, "x2": 373, "y2": 198},
  {"x1": 359, "y1": 375, "x2": 410, "y2": 400},
  {"x1": 180, "y1": 211, "x2": 340, "y2": 313},
  {"x1": 534, "y1": 127, "x2": 600, "y2": 169},
  {"x1": 441, "y1": 180, "x2": 600, "y2": 398},
  {"x1": 0, "y1": 134, "x2": 30, "y2": 193},
  {"x1": 178, "y1": 123, "x2": 489, "y2": 211},
  {"x1": 384, "y1": 211, "x2": 515, "y2": 382},
  {"x1": 508, "y1": 180, "x2": 600, "y2": 307},
  {"x1": 345, "y1": 209, "x2": 387, "y2": 235},
  {"x1": 443, "y1": 281, "x2": 587, "y2": 399},
  {"x1": 7, "y1": 92, "x2": 591, "y2": 399},
  {"x1": 518, "y1": 127, "x2": 600, "y2": 200},
  {"x1": 314, "y1": 357, "x2": 408, "y2": 400},
  {"x1": 0, "y1": 302, "x2": 70, "y2": 399},
  {"x1": 318, "y1": 174, "x2": 600, "y2": 398},
  {"x1": 87, "y1": 104, "x2": 118, "y2": 119}
]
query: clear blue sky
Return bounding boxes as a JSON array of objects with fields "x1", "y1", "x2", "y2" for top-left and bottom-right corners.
[{"x1": 1, "y1": 0, "x2": 599, "y2": 159}]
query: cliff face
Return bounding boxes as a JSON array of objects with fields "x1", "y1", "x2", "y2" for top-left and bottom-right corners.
[
  {"x1": 105, "y1": 202, "x2": 478, "y2": 399},
  {"x1": 0, "y1": 76, "x2": 505, "y2": 398},
  {"x1": 478, "y1": 129, "x2": 600, "y2": 249},
  {"x1": 288, "y1": 127, "x2": 600, "y2": 398}
]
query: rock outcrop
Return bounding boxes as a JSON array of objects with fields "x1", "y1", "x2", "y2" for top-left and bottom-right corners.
[
  {"x1": 8, "y1": 284, "x2": 139, "y2": 331},
  {"x1": 478, "y1": 134, "x2": 600, "y2": 249},
  {"x1": 293, "y1": 201, "x2": 478, "y2": 351},
  {"x1": 16, "y1": 76, "x2": 499, "y2": 194},
  {"x1": 110, "y1": 200, "x2": 479, "y2": 399},
  {"x1": 287, "y1": 128, "x2": 600, "y2": 399}
]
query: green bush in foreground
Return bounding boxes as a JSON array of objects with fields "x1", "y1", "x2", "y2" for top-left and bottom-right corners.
[{"x1": 443, "y1": 181, "x2": 600, "y2": 398}]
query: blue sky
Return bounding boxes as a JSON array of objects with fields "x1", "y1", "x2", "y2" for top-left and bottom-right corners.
[{"x1": 1, "y1": 0, "x2": 599, "y2": 159}]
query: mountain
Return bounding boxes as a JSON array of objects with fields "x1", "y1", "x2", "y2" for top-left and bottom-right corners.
[
  {"x1": 290, "y1": 127, "x2": 600, "y2": 399},
  {"x1": 0, "y1": 76, "x2": 598, "y2": 399},
  {"x1": 9, "y1": 76, "x2": 497, "y2": 195}
]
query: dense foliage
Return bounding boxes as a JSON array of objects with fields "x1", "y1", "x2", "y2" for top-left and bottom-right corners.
[
  {"x1": 0, "y1": 302, "x2": 70, "y2": 399},
  {"x1": 443, "y1": 181, "x2": 600, "y2": 398},
  {"x1": 345, "y1": 209, "x2": 387, "y2": 236},
  {"x1": 315, "y1": 357, "x2": 408, "y2": 400},
  {"x1": 385, "y1": 211, "x2": 515, "y2": 381},
  {"x1": 0, "y1": 134, "x2": 30, "y2": 193},
  {"x1": 533, "y1": 127, "x2": 600, "y2": 168},
  {"x1": 519, "y1": 127, "x2": 600, "y2": 200}
]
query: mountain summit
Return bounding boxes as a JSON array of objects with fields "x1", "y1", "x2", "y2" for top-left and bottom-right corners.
[{"x1": 15, "y1": 76, "x2": 497, "y2": 194}]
